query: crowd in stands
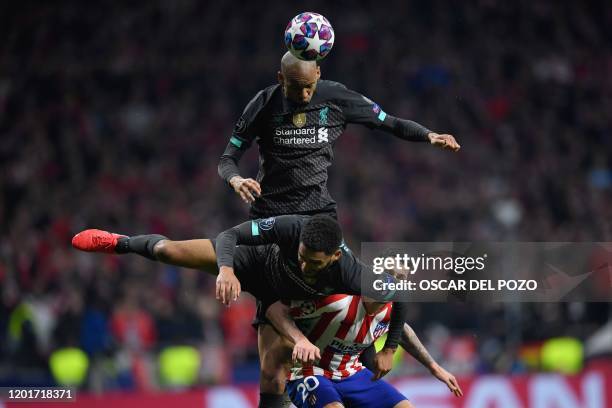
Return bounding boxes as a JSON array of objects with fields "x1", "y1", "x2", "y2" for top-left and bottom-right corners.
[{"x1": 1, "y1": 0, "x2": 610, "y2": 390}]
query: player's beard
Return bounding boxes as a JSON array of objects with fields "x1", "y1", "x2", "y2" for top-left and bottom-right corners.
[
  {"x1": 286, "y1": 95, "x2": 309, "y2": 107},
  {"x1": 302, "y1": 262, "x2": 333, "y2": 285},
  {"x1": 303, "y1": 271, "x2": 317, "y2": 285}
]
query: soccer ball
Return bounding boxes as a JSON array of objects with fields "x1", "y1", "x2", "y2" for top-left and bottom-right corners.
[{"x1": 284, "y1": 12, "x2": 335, "y2": 62}]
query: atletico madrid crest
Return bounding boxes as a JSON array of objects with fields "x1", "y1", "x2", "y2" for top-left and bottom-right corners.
[{"x1": 373, "y1": 321, "x2": 389, "y2": 338}]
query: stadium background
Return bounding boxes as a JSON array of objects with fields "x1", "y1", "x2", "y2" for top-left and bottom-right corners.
[{"x1": 1, "y1": 0, "x2": 611, "y2": 407}]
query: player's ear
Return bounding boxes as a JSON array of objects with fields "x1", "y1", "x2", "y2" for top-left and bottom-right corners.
[
  {"x1": 277, "y1": 71, "x2": 284, "y2": 85},
  {"x1": 332, "y1": 248, "x2": 342, "y2": 262},
  {"x1": 315, "y1": 66, "x2": 321, "y2": 80}
]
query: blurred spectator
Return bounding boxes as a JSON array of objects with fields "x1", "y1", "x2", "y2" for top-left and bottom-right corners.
[
  {"x1": 0, "y1": 0, "x2": 610, "y2": 389},
  {"x1": 110, "y1": 285, "x2": 156, "y2": 352}
]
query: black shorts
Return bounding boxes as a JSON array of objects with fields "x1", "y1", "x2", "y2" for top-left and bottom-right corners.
[
  {"x1": 219, "y1": 243, "x2": 276, "y2": 328},
  {"x1": 231, "y1": 245, "x2": 271, "y2": 300}
]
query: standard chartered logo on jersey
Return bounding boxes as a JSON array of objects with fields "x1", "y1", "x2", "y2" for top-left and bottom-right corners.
[
  {"x1": 274, "y1": 109, "x2": 330, "y2": 146},
  {"x1": 274, "y1": 127, "x2": 329, "y2": 145}
]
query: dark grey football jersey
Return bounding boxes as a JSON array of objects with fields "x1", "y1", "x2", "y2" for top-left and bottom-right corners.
[
  {"x1": 214, "y1": 214, "x2": 408, "y2": 348},
  {"x1": 218, "y1": 80, "x2": 419, "y2": 218}
]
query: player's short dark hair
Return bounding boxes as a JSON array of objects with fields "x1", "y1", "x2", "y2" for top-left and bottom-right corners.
[{"x1": 300, "y1": 215, "x2": 342, "y2": 255}]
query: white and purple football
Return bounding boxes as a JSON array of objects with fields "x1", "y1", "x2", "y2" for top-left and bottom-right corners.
[{"x1": 284, "y1": 12, "x2": 335, "y2": 62}]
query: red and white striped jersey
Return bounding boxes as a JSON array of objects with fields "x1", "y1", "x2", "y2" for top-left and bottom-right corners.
[{"x1": 288, "y1": 294, "x2": 392, "y2": 380}]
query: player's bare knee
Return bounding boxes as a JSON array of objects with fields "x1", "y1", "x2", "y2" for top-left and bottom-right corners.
[
  {"x1": 260, "y1": 358, "x2": 287, "y2": 392},
  {"x1": 260, "y1": 375, "x2": 284, "y2": 392},
  {"x1": 259, "y1": 367, "x2": 285, "y2": 393},
  {"x1": 260, "y1": 358, "x2": 287, "y2": 380}
]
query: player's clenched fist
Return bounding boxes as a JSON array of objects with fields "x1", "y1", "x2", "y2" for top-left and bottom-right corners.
[
  {"x1": 229, "y1": 176, "x2": 262, "y2": 204},
  {"x1": 427, "y1": 133, "x2": 461, "y2": 152},
  {"x1": 216, "y1": 266, "x2": 241, "y2": 306},
  {"x1": 292, "y1": 338, "x2": 321, "y2": 364}
]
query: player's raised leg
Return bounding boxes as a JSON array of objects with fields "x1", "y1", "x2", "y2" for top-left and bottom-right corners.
[
  {"x1": 153, "y1": 238, "x2": 218, "y2": 273},
  {"x1": 72, "y1": 229, "x2": 218, "y2": 274}
]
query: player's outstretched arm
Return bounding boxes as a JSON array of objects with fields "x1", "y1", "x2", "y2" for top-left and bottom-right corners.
[
  {"x1": 382, "y1": 117, "x2": 460, "y2": 151},
  {"x1": 266, "y1": 301, "x2": 321, "y2": 364},
  {"x1": 215, "y1": 215, "x2": 301, "y2": 267},
  {"x1": 214, "y1": 215, "x2": 302, "y2": 306},
  {"x1": 334, "y1": 85, "x2": 460, "y2": 151},
  {"x1": 400, "y1": 323, "x2": 463, "y2": 397}
]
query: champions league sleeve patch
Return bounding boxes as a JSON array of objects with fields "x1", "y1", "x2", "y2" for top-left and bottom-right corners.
[
  {"x1": 258, "y1": 217, "x2": 276, "y2": 231},
  {"x1": 361, "y1": 96, "x2": 387, "y2": 121},
  {"x1": 291, "y1": 300, "x2": 316, "y2": 317},
  {"x1": 372, "y1": 103, "x2": 386, "y2": 121},
  {"x1": 379, "y1": 273, "x2": 396, "y2": 300}
]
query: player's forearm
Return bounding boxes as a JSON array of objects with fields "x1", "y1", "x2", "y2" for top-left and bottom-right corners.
[
  {"x1": 218, "y1": 138, "x2": 249, "y2": 185},
  {"x1": 384, "y1": 300, "x2": 408, "y2": 349},
  {"x1": 214, "y1": 228, "x2": 240, "y2": 268},
  {"x1": 383, "y1": 115, "x2": 432, "y2": 142},
  {"x1": 359, "y1": 271, "x2": 405, "y2": 349},
  {"x1": 400, "y1": 322, "x2": 436, "y2": 370},
  {"x1": 266, "y1": 302, "x2": 307, "y2": 345},
  {"x1": 218, "y1": 155, "x2": 241, "y2": 184}
]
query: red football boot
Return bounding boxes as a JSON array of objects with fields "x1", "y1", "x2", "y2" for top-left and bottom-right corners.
[{"x1": 72, "y1": 229, "x2": 127, "y2": 253}]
